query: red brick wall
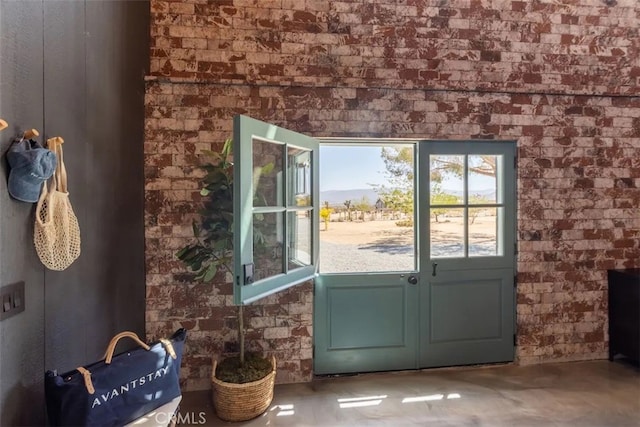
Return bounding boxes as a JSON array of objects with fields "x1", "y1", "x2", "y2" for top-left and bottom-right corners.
[{"x1": 145, "y1": 0, "x2": 640, "y2": 390}]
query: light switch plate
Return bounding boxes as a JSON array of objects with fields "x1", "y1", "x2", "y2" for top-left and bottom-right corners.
[{"x1": 0, "y1": 281, "x2": 25, "y2": 321}]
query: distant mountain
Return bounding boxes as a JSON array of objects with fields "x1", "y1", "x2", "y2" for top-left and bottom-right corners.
[
  {"x1": 320, "y1": 188, "x2": 495, "y2": 206},
  {"x1": 320, "y1": 188, "x2": 381, "y2": 206},
  {"x1": 443, "y1": 188, "x2": 496, "y2": 199}
]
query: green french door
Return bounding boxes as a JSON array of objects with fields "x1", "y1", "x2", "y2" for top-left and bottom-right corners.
[
  {"x1": 418, "y1": 141, "x2": 516, "y2": 367},
  {"x1": 314, "y1": 140, "x2": 516, "y2": 374}
]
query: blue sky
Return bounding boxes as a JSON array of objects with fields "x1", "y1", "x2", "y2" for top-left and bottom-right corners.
[
  {"x1": 319, "y1": 145, "x2": 390, "y2": 191},
  {"x1": 319, "y1": 145, "x2": 496, "y2": 195}
]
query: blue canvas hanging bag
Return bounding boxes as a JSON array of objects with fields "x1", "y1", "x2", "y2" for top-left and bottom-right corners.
[{"x1": 45, "y1": 328, "x2": 186, "y2": 426}]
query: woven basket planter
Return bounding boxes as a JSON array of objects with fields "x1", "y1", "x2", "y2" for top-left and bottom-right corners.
[{"x1": 211, "y1": 355, "x2": 276, "y2": 422}]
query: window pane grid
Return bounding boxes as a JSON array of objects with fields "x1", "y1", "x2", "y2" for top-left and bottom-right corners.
[
  {"x1": 430, "y1": 154, "x2": 502, "y2": 259},
  {"x1": 250, "y1": 138, "x2": 315, "y2": 280}
]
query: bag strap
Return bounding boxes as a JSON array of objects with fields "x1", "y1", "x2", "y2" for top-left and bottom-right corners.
[
  {"x1": 103, "y1": 331, "x2": 151, "y2": 364},
  {"x1": 46, "y1": 137, "x2": 68, "y2": 193},
  {"x1": 76, "y1": 367, "x2": 95, "y2": 395},
  {"x1": 35, "y1": 173, "x2": 51, "y2": 224},
  {"x1": 73, "y1": 333, "x2": 177, "y2": 395},
  {"x1": 159, "y1": 338, "x2": 177, "y2": 360}
]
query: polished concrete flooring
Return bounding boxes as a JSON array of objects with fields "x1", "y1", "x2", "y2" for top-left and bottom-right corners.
[{"x1": 179, "y1": 360, "x2": 640, "y2": 426}]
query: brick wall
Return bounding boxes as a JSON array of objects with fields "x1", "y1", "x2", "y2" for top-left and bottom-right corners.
[{"x1": 145, "y1": 0, "x2": 640, "y2": 390}]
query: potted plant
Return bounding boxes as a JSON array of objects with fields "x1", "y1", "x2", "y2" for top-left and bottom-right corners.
[{"x1": 175, "y1": 138, "x2": 276, "y2": 422}]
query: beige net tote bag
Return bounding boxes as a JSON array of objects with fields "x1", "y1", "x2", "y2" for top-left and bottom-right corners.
[{"x1": 34, "y1": 138, "x2": 81, "y2": 270}]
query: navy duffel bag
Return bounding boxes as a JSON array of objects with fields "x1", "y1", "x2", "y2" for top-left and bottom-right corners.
[{"x1": 45, "y1": 328, "x2": 186, "y2": 426}]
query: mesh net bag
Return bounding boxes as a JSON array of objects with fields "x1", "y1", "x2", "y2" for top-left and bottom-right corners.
[{"x1": 34, "y1": 139, "x2": 81, "y2": 270}]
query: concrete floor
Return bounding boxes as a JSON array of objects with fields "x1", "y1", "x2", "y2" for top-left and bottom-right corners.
[{"x1": 179, "y1": 360, "x2": 640, "y2": 426}]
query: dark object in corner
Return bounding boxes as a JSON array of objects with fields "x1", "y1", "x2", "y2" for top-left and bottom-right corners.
[{"x1": 608, "y1": 269, "x2": 640, "y2": 364}]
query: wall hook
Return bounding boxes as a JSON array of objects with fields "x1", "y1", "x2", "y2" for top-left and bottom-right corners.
[
  {"x1": 46, "y1": 136, "x2": 64, "y2": 149},
  {"x1": 22, "y1": 128, "x2": 39, "y2": 139},
  {"x1": 0, "y1": 119, "x2": 7, "y2": 131}
]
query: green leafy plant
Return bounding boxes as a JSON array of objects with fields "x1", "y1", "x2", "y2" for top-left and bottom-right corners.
[
  {"x1": 429, "y1": 183, "x2": 459, "y2": 223},
  {"x1": 320, "y1": 204, "x2": 332, "y2": 231},
  {"x1": 343, "y1": 199, "x2": 352, "y2": 221},
  {"x1": 176, "y1": 139, "x2": 234, "y2": 283},
  {"x1": 175, "y1": 138, "x2": 271, "y2": 383},
  {"x1": 354, "y1": 196, "x2": 372, "y2": 221}
]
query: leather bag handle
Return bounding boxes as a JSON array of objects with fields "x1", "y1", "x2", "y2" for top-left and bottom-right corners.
[
  {"x1": 103, "y1": 331, "x2": 151, "y2": 364},
  {"x1": 47, "y1": 137, "x2": 68, "y2": 193},
  {"x1": 75, "y1": 332, "x2": 178, "y2": 395},
  {"x1": 76, "y1": 367, "x2": 95, "y2": 394}
]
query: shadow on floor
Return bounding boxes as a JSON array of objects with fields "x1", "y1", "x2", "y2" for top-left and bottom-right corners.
[{"x1": 177, "y1": 359, "x2": 640, "y2": 426}]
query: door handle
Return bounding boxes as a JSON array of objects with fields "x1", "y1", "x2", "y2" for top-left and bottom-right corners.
[
  {"x1": 408, "y1": 275, "x2": 418, "y2": 285},
  {"x1": 432, "y1": 263, "x2": 438, "y2": 277}
]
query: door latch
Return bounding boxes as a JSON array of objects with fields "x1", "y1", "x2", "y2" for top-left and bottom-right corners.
[{"x1": 432, "y1": 263, "x2": 438, "y2": 277}]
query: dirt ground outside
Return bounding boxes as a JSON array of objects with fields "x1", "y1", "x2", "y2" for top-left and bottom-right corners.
[
  {"x1": 318, "y1": 215, "x2": 498, "y2": 273},
  {"x1": 320, "y1": 216, "x2": 497, "y2": 245}
]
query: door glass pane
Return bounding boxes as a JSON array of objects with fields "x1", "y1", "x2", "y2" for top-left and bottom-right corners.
[
  {"x1": 253, "y1": 137, "x2": 283, "y2": 207},
  {"x1": 430, "y1": 155, "x2": 464, "y2": 204},
  {"x1": 468, "y1": 155, "x2": 498, "y2": 204},
  {"x1": 253, "y1": 212, "x2": 284, "y2": 281},
  {"x1": 288, "y1": 147, "x2": 311, "y2": 207},
  {"x1": 288, "y1": 210, "x2": 312, "y2": 269},
  {"x1": 430, "y1": 207, "x2": 464, "y2": 258},
  {"x1": 319, "y1": 144, "x2": 415, "y2": 273},
  {"x1": 469, "y1": 207, "x2": 499, "y2": 256}
]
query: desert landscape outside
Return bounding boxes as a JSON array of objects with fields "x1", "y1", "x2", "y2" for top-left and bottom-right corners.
[
  {"x1": 318, "y1": 144, "x2": 499, "y2": 273},
  {"x1": 318, "y1": 212, "x2": 499, "y2": 273}
]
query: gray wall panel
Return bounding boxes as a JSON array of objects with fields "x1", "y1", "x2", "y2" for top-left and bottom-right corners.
[
  {"x1": 43, "y1": 0, "x2": 90, "y2": 373},
  {"x1": 0, "y1": 1, "x2": 148, "y2": 424},
  {"x1": 0, "y1": 1, "x2": 47, "y2": 424},
  {"x1": 85, "y1": 0, "x2": 147, "y2": 351}
]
